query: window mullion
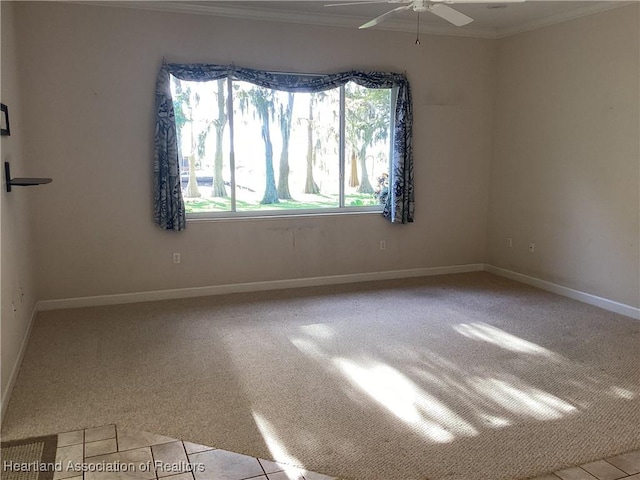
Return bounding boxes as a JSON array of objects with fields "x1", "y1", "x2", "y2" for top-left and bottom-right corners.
[
  {"x1": 227, "y1": 76, "x2": 237, "y2": 212},
  {"x1": 339, "y1": 85, "x2": 346, "y2": 208}
]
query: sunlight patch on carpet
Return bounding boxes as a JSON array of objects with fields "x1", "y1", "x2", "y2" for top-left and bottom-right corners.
[
  {"x1": 453, "y1": 322, "x2": 561, "y2": 359},
  {"x1": 469, "y1": 377, "x2": 578, "y2": 420},
  {"x1": 333, "y1": 357, "x2": 478, "y2": 443},
  {"x1": 252, "y1": 412, "x2": 305, "y2": 474},
  {"x1": 610, "y1": 386, "x2": 636, "y2": 400},
  {"x1": 299, "y1": 323, "x2": 336, "y2": 340}
]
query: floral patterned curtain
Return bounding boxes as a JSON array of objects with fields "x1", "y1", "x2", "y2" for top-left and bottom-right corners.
[{"x1": 154, "y1": 63, "x2": 413, "y2": 230}]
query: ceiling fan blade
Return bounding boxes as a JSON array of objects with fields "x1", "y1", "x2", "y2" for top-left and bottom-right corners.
[
  {"x1": 428, "y1": 4, "x2": 473, "y2": 26},
  {"x1": 359, "y1": 4, "x2": 412, "y2": 29},
  {"x1": 325, "y1": 1, "x2": 392, "y2": 7}
]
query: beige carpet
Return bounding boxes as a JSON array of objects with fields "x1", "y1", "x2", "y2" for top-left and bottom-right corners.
[{"x1": 2, "y1": 272, "x2": 640, "y2": 480}]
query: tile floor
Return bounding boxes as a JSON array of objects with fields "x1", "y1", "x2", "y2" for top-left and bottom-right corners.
[
  {"x1": 530, "y1": 451, "x2": 640, "y2": 480},
  {"x1": 51, "y1": 424, "x2": 337, "y2": 480},
  {"x1": 48, "y1": 423, "x2": 640, "y2": 480}
]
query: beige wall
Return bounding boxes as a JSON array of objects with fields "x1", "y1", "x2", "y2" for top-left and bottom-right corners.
[
  {"x1": 1, "y1": 2, "x2": 37, "y2": 410},
  {"x1": 15, "y1": 2, "x2": 495, "y2": 300},
  {"x1": 6, "y1": 2, "x2": 638, "y2": 307},
  {"x1": 488, "y1": 4, "x2": 640, "y2": 307}
]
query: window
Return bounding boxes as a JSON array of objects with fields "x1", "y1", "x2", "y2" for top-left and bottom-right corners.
[
  {"x1": 154, "y1": 65, "x2": 413, "y2": 231},
  {"x1": 170, "y1": 76, "x2": 394, "y2": 217}
]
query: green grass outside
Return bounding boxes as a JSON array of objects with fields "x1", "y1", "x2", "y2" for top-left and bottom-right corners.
[{"x1": 185, "y1": 193, "x2": 380, "y2": 214}]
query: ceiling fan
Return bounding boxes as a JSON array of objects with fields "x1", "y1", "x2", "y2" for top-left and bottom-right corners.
[{"x1": 326, "y1": 0, "x2": 524, "y2": 28}]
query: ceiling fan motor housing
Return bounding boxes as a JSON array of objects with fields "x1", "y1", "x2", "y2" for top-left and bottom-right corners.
[{"x1": 413, "y1": 0, "x2": 429, "y2": 12}]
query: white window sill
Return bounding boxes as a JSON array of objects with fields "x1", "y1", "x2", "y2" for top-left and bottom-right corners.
[{"x1": 186, "y1": 207, "x2": 384, "y2": 223}]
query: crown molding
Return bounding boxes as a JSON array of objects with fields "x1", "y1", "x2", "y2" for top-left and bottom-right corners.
[
  {"x1": 496, "y1": 1, "x2": 633, "y2": 39},
  {"x1": 71, "y1": 1, "x2": 633, "y2": 40},
  {"x1": 72, "y1": 1, "x2": 498, "y2": 38}
]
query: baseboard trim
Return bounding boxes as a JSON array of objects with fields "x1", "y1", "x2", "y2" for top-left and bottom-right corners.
[
  {"x1": 37, "y1": 263, "x2": 486, "y2": 311},
  {"x1": 485, "y1": 264, "x2": 640, "y2": 320},
  {"x1": 34, "y1": 263, "x2": 640, "y2": 320},
  {"x1": 1, "y1": 302, "x2": 39, "y2": 424}
]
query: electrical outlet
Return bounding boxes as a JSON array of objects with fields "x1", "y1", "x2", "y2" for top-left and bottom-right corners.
[
  {"x1": 380, "y1": 240, "x2": 387, "y2": 251},
  {"x1": 506, "y1": 237, "x2": 513, "y2": 248},
  {"x1": 173, "y1": 253, "x2": 181, "y2": 264},
  {"x1": 529, "y1": 242, "x2": 535, "y2": 253}
]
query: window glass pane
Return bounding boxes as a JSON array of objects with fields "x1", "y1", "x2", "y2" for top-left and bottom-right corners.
[
  {"x1": 171, "y1": 76, "x2": 392, "y2": 218},
  {"x1": 344, "y1": 82, "x2": 392, "y2": 207},
  {"x1": 232, "y1": 82, "x2": 340, "y2": 212},
  {"x1": 170, "y1": 76, "x2": 232, "y2": 214},
  {"x1": 289, "y1": 89, "x2": 341, "y2": 209}
]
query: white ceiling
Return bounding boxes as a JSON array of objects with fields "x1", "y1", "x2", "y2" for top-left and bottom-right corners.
[{"x1": 95, "y1": 1, "x2": 633, "y2": 38}]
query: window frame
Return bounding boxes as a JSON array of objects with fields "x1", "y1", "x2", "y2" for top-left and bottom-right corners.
[{"x1": 173, "y1": 76, "x2": 397, "y2": 220}]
